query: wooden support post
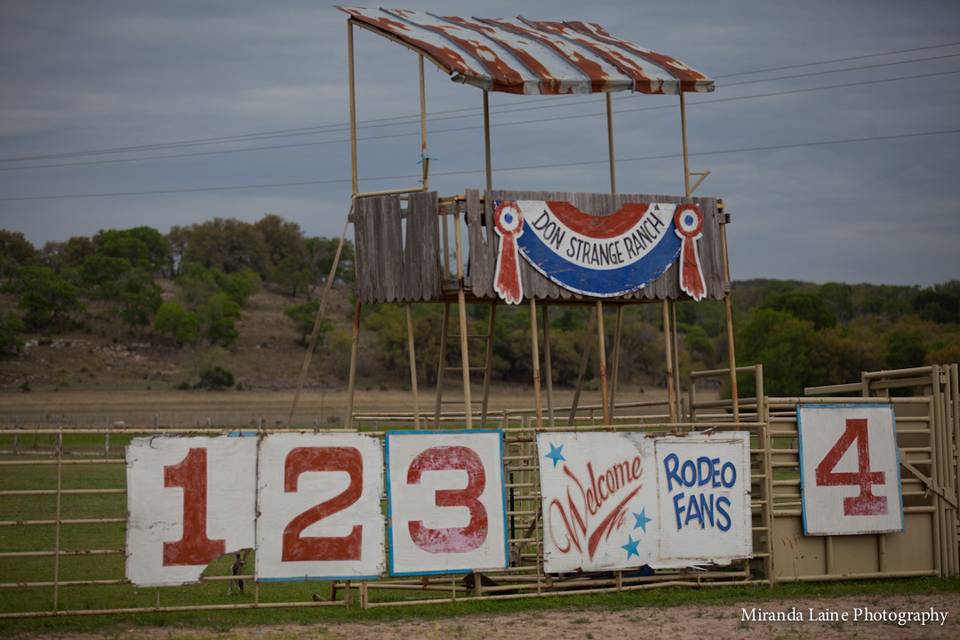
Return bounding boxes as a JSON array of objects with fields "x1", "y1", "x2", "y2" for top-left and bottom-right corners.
[
  {"x1": 345, "y1": 301, "x2": 362, "y2": 430},
  {"x1": 605, "y1": 92, "x2": 617, "y2": 194},
  {"x1": 719, "y1": 202, "x2": 740, "y2": 420},
  {"x1": 418, "y1": 54, "x2": 429, "y2": 190},
  {"x1": 609, "y1": 304, "x2": 623, "y2": 418},
  {"x1": 405, "y1": 304, "x2": 421, "y2": 429},
  {"x1": 289, "y1": 213, "x2": 351, "y2": 424},
  {"x1": 529, "y1": 298, "x2": 544, "y2": 429},
  {"x1": 483, "y1": 91, "x2": 493, "y2": 192},
  {"x1": 480, "y1": 303, "x2": 497, "y2": 425},
  {"x1": 542, "y1": 304, "x2": 555, "y2": 428},
  {"x1": 671, "y1": 300, "x2": 682, "y2": 421},
  {"x1": 347, "y1": 20, "x2": 359, "y2": 195},
  {"x1": 433, "y1": 303, "x2": 450, "y2": 427},
  {"x1": 454, "y1": 203, "x2": 473, "y2": 428},
  {"x1": 568, "y1": 311, "x2": 596, "y2": 425},
  {"x1": 662, "y1": 302, "x2": 678, "y2": 423},
  {"x1": 52, "y1": 427, "x2": 62, "y2": 612},
  {"x1": 596, "y1": 301, "x2": 611, "y2": 425}
]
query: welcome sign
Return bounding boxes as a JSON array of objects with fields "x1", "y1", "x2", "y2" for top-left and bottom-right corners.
[
  {"x1": 493, "y1": 199, "x2": 707, "y2": 303},
  {"x1": 537, "y1": 431, "x2": 752, "y2": 573}
]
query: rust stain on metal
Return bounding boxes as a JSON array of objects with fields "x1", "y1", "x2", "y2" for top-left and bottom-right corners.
[{"x1": 335, "y1": 6, "x2": 714, "y2": 96}]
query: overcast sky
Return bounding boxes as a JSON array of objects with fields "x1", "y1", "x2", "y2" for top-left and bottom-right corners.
[{"x1": 1, "y1": 1, "x2": 958, "y2": 285}]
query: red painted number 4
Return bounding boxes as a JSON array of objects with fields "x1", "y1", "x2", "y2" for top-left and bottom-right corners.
[{"x1": 815, "y1": 418, "x2": 887, "y2": 516}]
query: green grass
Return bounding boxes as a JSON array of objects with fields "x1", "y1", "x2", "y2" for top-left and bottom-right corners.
[{"x1": 1, "y1": 576, "x2": 957, "y2": 636}]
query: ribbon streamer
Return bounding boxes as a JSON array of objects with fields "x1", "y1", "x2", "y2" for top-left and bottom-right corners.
[
  {"x1": 493, "y1": 201, "x2": 524, "y2": 304},
  {"x1": 673, "y1": 204, "x2": 706, "y2": 301}
]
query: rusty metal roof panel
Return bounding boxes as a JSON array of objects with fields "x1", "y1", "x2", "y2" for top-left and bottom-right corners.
[{"x1": 336, "y1": 6, "x2": 714, "y2": 95}]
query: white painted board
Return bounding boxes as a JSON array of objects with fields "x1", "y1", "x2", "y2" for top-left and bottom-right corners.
[
  {"x1": 126, "y1": 435, "x2": 257, "y2": 587},
  {"x1": 798, "y1": 404, "x2": 903, "y2": 535},
  {"x1": 537, "y1": 432, "x2": 657, "y2": 573},
  {"x1": 537, "y1": 431, "x2": 752, "y2": 572},
  {"x1": 255, "y1": 433, "x2": 385, "y2": 580},
  {"x1": 385, "y1": 430, "x2": 508, "y2": 576},
  {"x1": 654, "y1": 432, "x2": 753, "y2": 564}
]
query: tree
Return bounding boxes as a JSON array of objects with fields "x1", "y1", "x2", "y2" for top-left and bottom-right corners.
[
  {"x1": 116, "y1": 269, "x2": 163, "y2": 331},
  {"x1": 738, "y1": 309, "x2": 823, "y2": 396},
  {"x1": 92, "y1": 227, "x2": 169, "y2": 273},
  {"x1": 0, "y1": 312, "x2": 24, "y2": 355},
  {"x1": 0, "y1": 230, "x2": 37, "y2": 276},
  {"x1": 255, "y1": 214, "x2": 306, "y2": 268},
  {"x1": 761, "y1": 291, "x2": 836, "y2": 330},
  {"x1": 885, "y1": 327, "x2": 926, "y2": 369},
  {"x1": 9, "y1": 266, "x2": 83, "y2": 330},
  {"x1": 913, "y1": 282, "x2": 960, "y2": 324},
  {"x1": 42, "y1": 236, "x2": 93, "y2": 272},
  {"x1": 154, "y1": 301, "x2": 199, "y2": 346},
  {"x1": 81, "y1": 254, "x2": 131, "y2": 298},
  {"x1": 198, "y1": 292, "x2": 241, "y2": 347},
  {"x1": 180, "y1": 218, "x2": 270, "y2": 275},
  {"x1": 284, "y1": 300, "x2": 332, "y2": 346}
]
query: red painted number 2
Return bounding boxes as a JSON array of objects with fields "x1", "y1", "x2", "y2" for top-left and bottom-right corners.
[
  {"x1": 407, "y1": 446, "x2": 488, "y2": 553},
  {"x1": 163, "y1": 448, "x2": 225, "y2": 566},
  {"x1": 282, "y1": 447, "x2": 363, "y2": 562},
  {"x1": 815, "y1": 418, "x2": 887, "y2": 516}
]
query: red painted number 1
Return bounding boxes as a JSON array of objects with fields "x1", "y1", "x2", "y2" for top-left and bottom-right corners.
[
  {"x1": 407, "y1": 446, "x2": 488, "y2": 553},
  {"x1": 815, "y1": 418, "x2": 887, "y2": 516},
  {"x1": 163, "y1": 448, "x2": 225, "y2": 566}
]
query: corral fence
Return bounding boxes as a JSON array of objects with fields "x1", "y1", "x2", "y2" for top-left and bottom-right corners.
[{"x1": 0, "y1": 364, "x2": 956, "y2": 619}]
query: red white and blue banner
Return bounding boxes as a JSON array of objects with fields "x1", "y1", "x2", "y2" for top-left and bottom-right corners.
[{"x1": 493, "y1": 199, "x2": 706, "y2": 303}]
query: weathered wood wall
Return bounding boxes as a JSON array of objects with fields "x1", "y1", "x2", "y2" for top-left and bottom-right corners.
[
  {"x1": 352, "y1": 189, "x2": 728, "y2": 303},
  {"x1": 466, "y1": 189, "x2": 728, "y2": 301},
  {"x1": 352, "y1": 191, "x2": 442, "y2": 304}
]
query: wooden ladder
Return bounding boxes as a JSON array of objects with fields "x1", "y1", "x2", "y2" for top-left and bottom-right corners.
[{"x1": 432, "y1": 301, "x2": 497, "y2": 429}]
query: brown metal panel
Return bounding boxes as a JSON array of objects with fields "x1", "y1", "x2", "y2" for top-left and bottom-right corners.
[
  {"x1": 772, "y1": 515, "x2": 827, "y2": 580},
  {"x1": 832, "y1": 534, "x2": 880, "y2": 575},
  {"x1": 884, "y1": 513, "x2": 936, "y2": 572}
]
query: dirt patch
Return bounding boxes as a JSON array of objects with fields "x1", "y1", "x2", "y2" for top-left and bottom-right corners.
[{"x1": 16, "y1": 593, "x2": 956, "y2": 639}]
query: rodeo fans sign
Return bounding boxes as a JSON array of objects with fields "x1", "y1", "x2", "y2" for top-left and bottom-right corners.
[
  {"x1": 492, "y1": 199, "x2": 707, "y2": 303},
  {"x1": 125, "y1": 430, "x2": 751, "y2": 586}
]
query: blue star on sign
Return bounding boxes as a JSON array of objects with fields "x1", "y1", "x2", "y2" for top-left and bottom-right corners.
[
  {"x1": 545, "y1": 442, "x2": 565, "y2": 468},
  {"x1": 622, "y1": 534, "x2": 641, "y2": 560},
  {"x1": 632, "y1": 508, "x2": 652, "y2": 533}
]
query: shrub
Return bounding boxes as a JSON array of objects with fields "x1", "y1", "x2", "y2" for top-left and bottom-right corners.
[
  {"x1": 196, "y1": 365, "x2": 235, "y2": 390},
  {"x1": 154, "y1": 302, "x2": 200, "y2": 346}
]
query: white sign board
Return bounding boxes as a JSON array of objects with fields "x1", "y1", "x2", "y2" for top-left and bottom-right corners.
[
  {"x1": 126, "y1": 435, "x2": 257, "y2": 587},
  {"x1": 654, "y1": 433, "x2": 753, "y2": 564},
  {"x1": 537, "y1": 431, "x2": 752, "y2": 573},
  {"x1": 798, "y1": 404, "x2": 903, "y2": 535},
  {"x1": 385, "y1": 430, "x2": 508, "y2": 576},
  {"x1": 256, "y1": 433, "x2": 385, "y2": 580},
  {"x1": 537, "y1": 432, "x2": 657, "y2": 572}
]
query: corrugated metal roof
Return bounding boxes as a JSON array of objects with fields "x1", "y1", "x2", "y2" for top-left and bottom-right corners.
[{"x1": 336, "y1": 7, "x2": 714, "y2": 95}]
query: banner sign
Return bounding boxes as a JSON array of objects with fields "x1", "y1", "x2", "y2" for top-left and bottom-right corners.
[
  {"x1": 126, "y1": 435, "x2": 257, "y2": 587},
  {"x1": 798, "y1": 404, "x2": 904, "y2": 536},
  {"x1": 493, "y1": 199, "x2": 706, "y2": 303},
  {"x1": 537, "y1": 431, "x2": 751, "y2": 573},
  {"x1": 385, "y1": 430, "x2": 508, "y2": 576},
  {"x1": 255, "y1": 434, "x2": 385, "y2": 581}
]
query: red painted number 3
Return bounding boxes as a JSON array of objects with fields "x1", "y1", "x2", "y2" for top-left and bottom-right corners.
[
  {"x1": 407, "y1": 446, "x2": 488, "y2": 553},
  {"x1": 815, "y1": 418, "x2": 887, "y2": 516}
]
